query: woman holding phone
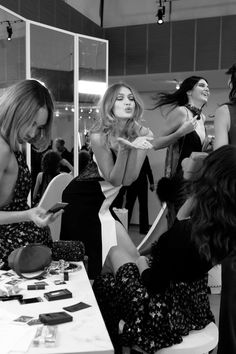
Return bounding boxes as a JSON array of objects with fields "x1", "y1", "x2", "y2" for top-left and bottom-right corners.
[{"x1": 0, "y1": 79, "x2": 61, "y2": 268}]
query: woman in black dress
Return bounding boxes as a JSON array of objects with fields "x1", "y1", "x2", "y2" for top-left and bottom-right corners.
[{"x1": 93, "y1": 145, "x2": 236, "y2": 353}]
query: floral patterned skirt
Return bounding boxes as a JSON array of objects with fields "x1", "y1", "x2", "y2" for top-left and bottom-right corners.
[{"x1": 93, "y1": 263, "x2": 214, "y2": 354}]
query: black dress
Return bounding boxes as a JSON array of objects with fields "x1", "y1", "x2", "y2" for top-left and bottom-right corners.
[
  {"x1": 93, "y1": 219, "x2": 215, "y2": 353},
  {"x1": 0, "y1": 151, "x2": 52, "y2": 267},
  {"x1": 60, "y1": 160, "x2": 123, "y2": 279}
]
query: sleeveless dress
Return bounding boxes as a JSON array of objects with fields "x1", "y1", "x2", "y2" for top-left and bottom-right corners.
[
  {"x1": 0, "y1": 151, "x2": 52, "y2": 267},
  {"x1": 164, "y1": 113, "x2": 207, "y2": 227},
  {"x1": 60, "y1": 157, "x2": 122, "y2": 279}
]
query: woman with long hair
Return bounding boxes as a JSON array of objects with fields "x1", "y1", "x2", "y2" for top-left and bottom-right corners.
[
  {"x1": 214, "y1": 63, "x2": 236, "y2": 354},
  {"x1": 0, "y1": 79, "x2": 61, "y2": 268},
  {"x1": 60, "y1": 82, "x2": 195, "y2": 278},
  {"x1": 93, "y1": 145, "x2": 236, "y2": 353},
  {"x1": 154, "y1": 76, "x2": 210, "y2": 226}
]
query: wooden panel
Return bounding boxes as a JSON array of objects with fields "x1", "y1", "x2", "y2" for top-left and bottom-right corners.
[
  {"x1": 19, "y1": 0, "x2": 40, "y2": 22},
  {"x1": 221, "y1": 15, "x2": 236, "y2": 69},
  {"x1": 55, "y1": 0, "x2": 70, "y2": 31},
  {"x1": 196, "y1": 17, "x2": 220, "y2": 70},
  {"x1": 39, "y1": 0, "x2": 56, "y2": 27},
  {"x1": 171, "y1": 20, "x2": 195, "y2": 72},
  {"x1": 148, "y1": 23, "x2": 170, "y2": 73},
  {"x1": 105, "y1": 27, "x2": 125, "y2": 76},
  {"x1": 126, "y1": 25, "x2": 147, "y2": 75}
]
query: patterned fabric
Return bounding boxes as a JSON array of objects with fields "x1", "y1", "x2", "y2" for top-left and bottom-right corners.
[
  {"x1": 93, "y1": 263, "x2": 214, "y2": 354},
  {"x1": 52, "y1": 240, "x2": 85, "y2": 261},
  {"x1": 0, "y1": 151, "x2": 52, "y2": 267}
]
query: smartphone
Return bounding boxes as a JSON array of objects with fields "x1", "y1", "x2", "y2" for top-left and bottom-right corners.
[
  {"x1": 19, "y1": 297, "x2": 43, "y2": 304},
  {"x1": 46, "y1": 202, "x2": 68, "y2": 214}
]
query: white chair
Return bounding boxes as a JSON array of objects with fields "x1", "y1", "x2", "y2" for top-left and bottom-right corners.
[
  {"x1": 121, "y1": 322, "x2": 218, "y2": 354},
  {"x1": 38, "y1": 173, "x2": 73, "y2": 241}
]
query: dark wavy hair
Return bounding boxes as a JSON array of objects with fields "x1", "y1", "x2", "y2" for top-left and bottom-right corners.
[
  {"x1": 226, "y1": 63, "x2": 236, "y2": 104},
  {"x1": 191, "y1": 145, "x2": 236, "y2": 265},
  {"x1": 153, "y1": 76, "x2": 208, "y2": 110}
]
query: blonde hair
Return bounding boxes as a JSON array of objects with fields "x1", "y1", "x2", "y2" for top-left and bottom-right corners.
[
  {"x1": 91, "y1": 82, "x2": 144, "y2": 143},
  {"x1": 0, "y1": 79, "x2": 54, "y2": 151}
]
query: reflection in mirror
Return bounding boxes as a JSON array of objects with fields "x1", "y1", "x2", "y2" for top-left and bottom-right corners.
[
  {"x1": 78, "y1": 37, "x2": 107, "y2": 151},
  {"x1": 30, "y1": 24, "x2": 74, "y2": 204}
]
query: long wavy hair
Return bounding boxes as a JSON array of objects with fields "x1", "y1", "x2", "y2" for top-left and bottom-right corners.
[
  {"x1": 226, "y1": 63, "x2": 236, "y2": 104},
  {"x1": 153, "y1": 76, "x2": 208, "y2": 110},
  {"x1": 0, "y1": 79, "x2": 54, "y2": 151},
  {"x1": 91, "y1": 82, "x2": 144, "y2": 145},
  {"x1": 191, "y1": 145, "x2": 236, "y2": 265}
]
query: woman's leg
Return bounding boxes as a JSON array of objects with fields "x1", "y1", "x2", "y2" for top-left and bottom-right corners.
[
  {"x1": 115, "y1": 220, "x2": 139, "y2": 256},
  {"x1": 103, "y1": 245, "x2": 138, "y2": 275}
]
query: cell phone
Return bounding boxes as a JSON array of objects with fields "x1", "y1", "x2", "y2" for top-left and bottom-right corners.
[
  {"x1": 46, "y1": 202, "x2": 68, "y2": 214},
  {"x1": 19, "y1": 297, "x2": 43, "y2": 304}
]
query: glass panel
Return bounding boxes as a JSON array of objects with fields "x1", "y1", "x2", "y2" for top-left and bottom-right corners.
[
  {"x1": 0, "y1": 8, "x2": 25, "y2": 88},
  {"x1": 30, "y1": 24, "x2": 74, "y2": 199},
  {"x1": 78, "y1": 37, "x2": 107, "y2": 150}
]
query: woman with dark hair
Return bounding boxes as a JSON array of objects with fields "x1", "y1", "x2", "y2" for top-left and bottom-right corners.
[
  {"x1": 214, "y1": 63, "x2": 236, "y2": 354},
  {"x1": 93, "y1": 145, "x2": 236, "y2": 354},
  {"x1": 33, "y1": 149, "x2": 61, "y2": 204},
  {"x1": 0, "y1": 79, "x2": 61, "y2": 268},
  {"x1": 154, "y1": 76, "x2": 210, "y2": 226}
]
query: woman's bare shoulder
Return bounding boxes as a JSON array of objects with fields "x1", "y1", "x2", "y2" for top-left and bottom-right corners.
[{"x1": 0, "y1": 137, "x2": 11, "y2": 157}]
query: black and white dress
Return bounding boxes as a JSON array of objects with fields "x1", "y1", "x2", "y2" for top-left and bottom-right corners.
[
  {"x1": 0, "y1": 151, "x2": 52, "y2": 267},
  {"x1": 60, "y1": 158, "x2": 123, "y2": 279}
]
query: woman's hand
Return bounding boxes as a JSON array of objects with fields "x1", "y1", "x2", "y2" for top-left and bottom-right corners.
[
  {"x1": 28, "y1": 207, "x2": 64, "y2": 228},
  {"x1": 135, "y1": 255, "x2": 150, "y2": 274},
  {"x1": 117, "y1": 136, "x2": 153, "y2": 149},
  {"x1": 178, "y1": 116, "x2": 198, "y2": 137}
]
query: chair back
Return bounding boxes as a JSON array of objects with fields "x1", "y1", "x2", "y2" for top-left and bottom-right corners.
[{"x1": 38, "y1": 173, "x2": 73, "y2": 241}]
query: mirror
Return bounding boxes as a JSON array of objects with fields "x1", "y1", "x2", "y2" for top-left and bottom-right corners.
[
  {"x1": 30, "y1": 24, "x2": 75, "y2": 200},
  {"x1": 78, "y1": 37, "x2": 107, "y2": 152}
]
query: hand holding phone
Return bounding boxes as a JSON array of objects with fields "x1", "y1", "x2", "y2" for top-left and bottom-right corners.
[{"x1": 47, "y1": 202, "x2": 68, "y2": 214}]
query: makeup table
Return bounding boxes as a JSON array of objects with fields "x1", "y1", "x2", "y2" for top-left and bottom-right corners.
[{"x1": 0, "y1": 262, "x2": 114, "y2": 354}]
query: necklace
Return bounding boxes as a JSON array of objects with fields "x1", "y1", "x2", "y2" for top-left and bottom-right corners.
[{"x1": 185, "y1": 104, "x2": 202, "y2": 120}]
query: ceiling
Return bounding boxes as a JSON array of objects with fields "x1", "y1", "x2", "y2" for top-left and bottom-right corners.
[{"x1": 64, "y1": 0, "x2": 234, "y2": 92}]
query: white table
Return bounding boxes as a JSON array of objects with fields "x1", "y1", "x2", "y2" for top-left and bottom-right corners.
[{"x1": 0, "y1": 262, "x2": 114, "y2": 354}]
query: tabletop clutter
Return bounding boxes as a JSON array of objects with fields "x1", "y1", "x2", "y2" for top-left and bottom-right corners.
[{"x1": 0, "y1": 259, "x2": 89, "y2": 351}]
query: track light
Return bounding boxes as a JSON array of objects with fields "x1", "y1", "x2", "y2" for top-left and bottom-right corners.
[
  {"x1": 157, "y1": 9, "x2": 164, "y2": 24},
  {"x1": 156, "y1": 0, "x2": 165, "y2": 25},
  {"x1": 6, "y1": 21, "x2": 12, "y2": 41}
]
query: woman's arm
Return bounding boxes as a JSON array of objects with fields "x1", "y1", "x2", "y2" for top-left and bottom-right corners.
[
  {"x1": 60, "y1": 158, "x2": 74, "y2": 174},
  {"x1": 160, "y1": 106, "x2": 187, "y2": 135},
  {"x1": 33, "y1": 172, "x2": 43, "y2": 201},
  {"x1": 214, "y1": 105, "x2": 230, "y2": 150},
  {"x1": 152, "y1": 117, "x2": 197, "y2": 150},
  {"x1": 90, "y1": 133, "x2": 130, "y2": 186},
  {"x1": 122, "y1": 127, "x2": 153, "y2": 185}
]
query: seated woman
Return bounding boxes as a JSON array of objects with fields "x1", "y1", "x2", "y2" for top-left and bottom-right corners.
[
  {"x1": 0, "y1": 80, "x2": 62, "y2": 268},
  {"x1": 93, "y1": 145, "x2": 236, "y2": 353},
  {"x1": 33, "y1": 149, "x2": 61, "y2": 204}
]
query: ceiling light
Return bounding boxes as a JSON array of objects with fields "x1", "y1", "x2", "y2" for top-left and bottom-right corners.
[
  {"x1": 6, "y1": 21, "x2": 13, "y2": 41},
  {"x1": 157, "y1": 9, "x2": 164, "y2": 24}
]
